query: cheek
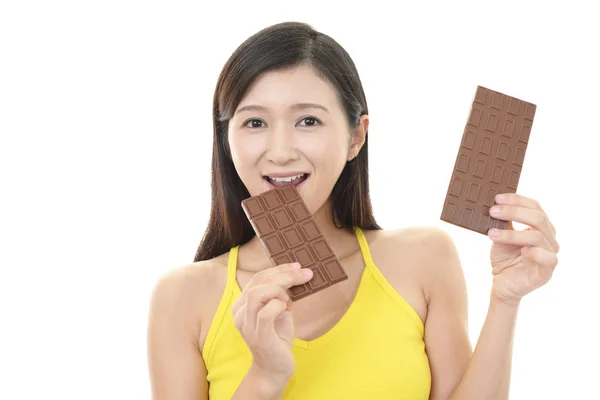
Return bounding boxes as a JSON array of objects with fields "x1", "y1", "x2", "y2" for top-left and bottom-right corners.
[
  {"x1": 303, "y1": 132, "x2": 349, "y2": 171},
  {"x1": 229, "y1": 132, "x2": 264, "y2": 168}
]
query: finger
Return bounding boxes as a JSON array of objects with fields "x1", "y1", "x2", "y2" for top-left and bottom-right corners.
[
  {"x1": 522, "y1": 246, "x2": 559, "y2": 270},
  {"x1": 261, "y1": 267, "x2": 314, "y2": 290},
  {"x1": 489, "y1": 205, "x2": 559, "y2": 252},
  {"x1": 258, "y1": 262, "x2": 303, "y2": 278},
  {"x1": 233, "y1": 263, "x2": 302, "y2": 314},
  {"x1": 495, "y1": 193, "x2": 556, "y2": 236},
  {"x1": 232, "y1": 303, "x2": 247, "y2": 332},
  {"x1": 488, "y1": 228, "x2": 553, "y2": 252},
  {"x1": 495, "y1": 193, "x2": 543, "y2": 211},
  {"x1": 255, "y1": 298, "x2": 288, "y2": 338},
  {"x1": 246, "y1": 284, "x2": 290, "y2": 322}
]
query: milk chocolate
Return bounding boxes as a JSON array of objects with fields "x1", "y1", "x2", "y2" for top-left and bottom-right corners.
[
  {"x1": 241, "y1": 184, "x2": 348, "y2": 301},
  {"x1": 441, "y1": 85, "x2": 536, "y2": 234}
]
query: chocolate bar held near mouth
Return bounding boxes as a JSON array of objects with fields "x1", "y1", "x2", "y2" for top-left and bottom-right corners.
[{"x1": 241, "y1": 184, "x2": 348, "y2": 301}]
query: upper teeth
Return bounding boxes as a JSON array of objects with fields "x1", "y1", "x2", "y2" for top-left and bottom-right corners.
[{"x1": 270, "y1": 174, "x2": 304, "y2": 182}]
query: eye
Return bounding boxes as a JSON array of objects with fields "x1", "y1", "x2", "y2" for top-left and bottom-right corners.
[
  {"x1": 243, "y1": 118, "x2": 266, "y2": 129},
  {"x1": 242, "y1": 116, "x2": 322, "y2": 129},
  {"x1": 298, "y1": 116, "x2": 321, "y2": 127}
]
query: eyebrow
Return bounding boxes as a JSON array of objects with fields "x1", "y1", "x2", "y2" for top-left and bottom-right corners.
[{"x1": 235, "y1": 103, "x2": 329, "y2": 114}]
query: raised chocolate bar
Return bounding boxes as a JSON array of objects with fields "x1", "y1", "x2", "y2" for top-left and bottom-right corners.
[
  {"x1": 241, "y1": 184, "x2": 348, "y2": 301},
  {"x1": 441, "y1": 85, "x2": 536, "y2": 234}
]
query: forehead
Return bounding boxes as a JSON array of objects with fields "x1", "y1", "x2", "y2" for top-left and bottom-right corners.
[{"x1": 236, "y1": 65, "x2": 340, "y2": 112}]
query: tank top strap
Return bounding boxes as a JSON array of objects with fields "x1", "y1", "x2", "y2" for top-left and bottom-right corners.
[
  {"x1": 352, "y1": 227, "x2": 425, "y2": 336},
  {"x1": 202, "y1": 245, "x2": 241, "y2": 364},
  {"x1": 353, "y1": 226, "x2": 376, "y2": 270}
]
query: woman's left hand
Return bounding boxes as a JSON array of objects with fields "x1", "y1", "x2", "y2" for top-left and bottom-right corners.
[{"x1": 486, "y1": 193, "x2": 560, "y2": 307}]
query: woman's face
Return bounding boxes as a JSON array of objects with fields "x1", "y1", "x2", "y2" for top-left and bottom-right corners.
[{"x1": 228, "y1": 64, "x2": 367, "y2": 214}]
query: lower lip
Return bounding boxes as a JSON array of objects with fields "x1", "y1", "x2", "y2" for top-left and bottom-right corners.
[{"x1": 264, "y1": 175, "x2": 309, "y2": 191}]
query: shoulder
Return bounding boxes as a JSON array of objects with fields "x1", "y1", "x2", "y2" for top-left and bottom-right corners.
[
  {"x1": 365, "y1": 226, "x2": 463, "y2": 302},
  {"x1": 365, "y1": 225, "x2": 458, "y2": 260},
  {"x1": 148, "y1": 252, "x2": 231, "y2": 337},
  {"x1": 150, "y1": 254, "x2": 228, "y2": 303},
  {"x1": 394, "y1": 225, "x2": 454, "y2": 244}
]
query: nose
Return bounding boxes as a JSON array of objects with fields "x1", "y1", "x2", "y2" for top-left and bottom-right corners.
[{"x1": 265, "y1": 125, "x2": 299, "y2": 165}]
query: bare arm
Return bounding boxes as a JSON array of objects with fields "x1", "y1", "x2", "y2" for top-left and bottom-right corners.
[
  {"x1": 147, "y1": 261, "x2": 311, "y2": 399},
  {"x1": 231, "y1": 365, "x2": 288, "y2": 400},
  {"x1": 147, "y1": 267, "x2": 208, "y2": 400},
  {"x1": 448, "y1": 298, "x2": 518, "y2": 399},
  {"x1": 423, "y1": 228, "x2": 518, "y2": 400}
]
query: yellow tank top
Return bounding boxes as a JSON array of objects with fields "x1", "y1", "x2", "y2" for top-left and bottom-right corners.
[{"x1": 202, "y1": 227, "x2": 431, "y2": 399}]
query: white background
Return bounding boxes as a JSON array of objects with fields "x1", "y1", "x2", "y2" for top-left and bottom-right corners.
[{"x1": 1, "y1": 0, "x2": 598, "y2": 398}]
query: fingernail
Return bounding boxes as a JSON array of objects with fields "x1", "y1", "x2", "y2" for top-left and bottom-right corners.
[
  {"x1": 488, "y1": 229, "x2": 501, "y2": 238},
  {"x1": 291, "y1": 262, "x2": 301, "y2": 269},
  {"x1": 496, "y1": 194, "x2": 506, "y2": 202},
  {"x1": 302, "y1": 268, "x2": 313, "y2": 277},
  {"x1": 490, "y1": 206, "x2": 501, "y2": 215}
]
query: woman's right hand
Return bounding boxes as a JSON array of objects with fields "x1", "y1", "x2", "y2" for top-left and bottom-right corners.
[{"x1": 231, "y1": 262, "x2": 314, "y2": 386}]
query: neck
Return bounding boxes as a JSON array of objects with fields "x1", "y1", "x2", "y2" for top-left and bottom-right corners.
[{"x1": 311, "y1": 196, "x2": 355, "y2": 255}]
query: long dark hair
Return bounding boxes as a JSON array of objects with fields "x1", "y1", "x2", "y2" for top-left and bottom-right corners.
[{"x1": 193, "y1": 21, "x2": 381, "y2": 262}]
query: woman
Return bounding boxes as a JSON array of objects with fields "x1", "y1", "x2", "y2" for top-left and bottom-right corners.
[{"x1": 147, "y1": 21, "x2": 560, "y2": 399}]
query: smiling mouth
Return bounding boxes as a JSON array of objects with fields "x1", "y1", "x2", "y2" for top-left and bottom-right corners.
[{"x1": 264, "y1": 173, "x2": 309, "y2": 188}]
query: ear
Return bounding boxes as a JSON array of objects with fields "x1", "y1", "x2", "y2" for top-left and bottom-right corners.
[{"x1": 347, "y1": 114, "x2": 369, "y2": 162}]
